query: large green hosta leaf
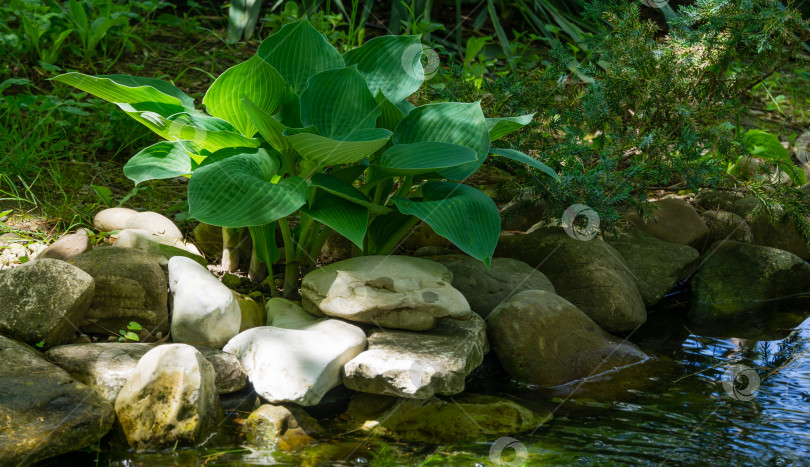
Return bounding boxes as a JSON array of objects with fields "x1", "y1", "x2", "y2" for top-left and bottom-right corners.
[
  {"x1": 124, "y1": 141, "x2": 193, "y2": 186},
  {"x1": 310, "y1": 173, "x2": 391, "y2": 214},
  {"x1": 393, "y1": 181, "x2": 500, "y2": 267},
  {"x1": 188, "y1": 148, "x2": 308, "y2": 228},
  {"x1": 392, "y1": 102, "x2": 490, "y2": 181},
  {"x1": 97, "y1": 75, "x2": 196, "y2": 109},
  {"x1": 286, "y1": 128, "x2": 391, "y2": 166},
  {"x1": 366, "y1": 210, "x2": 418, "y2": 254},
  {"x1": 127, "y1": 110, "x2": 261, "y2": 153},
  {"x1": 53, "y1": 73, "x2": 190, "y2": 116},
  {"x1": 377, "y1": 142, "x2": 478, "y2": 175},
  {"x1": 300, "y1": 66, "x2": 380, "y2": 138},
  {"x1": 486, "y1": 114, "x2": 534, "y2": 141},
  {"x1": 203, "y1": 55, "x2": 288, "y2": 137},
  {"x1": 257, "y1": 18, "x2": 344, "y2": 94},
  {"x1": 242, "y1": 95, "x2": 294, "y2": 162},
  {"x1": 489, "y1": 147, "x2": 559, "y2": 181},
  {"x1": 343, "y1": 35, "x2": 424, "y2": 103},
  {"x1": 302, "y1": 193, "x2": 368, "y2": 248}
]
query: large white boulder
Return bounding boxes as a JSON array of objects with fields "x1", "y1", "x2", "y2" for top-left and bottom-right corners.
[
  {"x1": 114, "y1": 344, "x2": 219, "y2": 451},
  {"x1": 301, "y1": 255, "x2": 471, "y2": 330},
  {"x1": 169, "y1": 256, "x2": 241, "y2": 348},
  {"x1": 223, "y1": 320, "x2": 367, "y2": 406}
]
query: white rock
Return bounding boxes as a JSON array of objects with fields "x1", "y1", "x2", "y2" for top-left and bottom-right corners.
[
  {"x1": 115, "y1": 229, "x2": 203, "y2": 261},
  {"x1": 223, "y1": 320, "x2": 367, "y2": 406},
  {"x1": 125, "y1": 211, "x2": 183, "y2": 240},
  {"x1": 301, "y1": 255, "x2": 471, "y2": 330},
  {"x1": 169, "y1": 256, "x2": 241, "y2": 348},
  {"x1": 93, "y1": 207, "x2": 138, "y2": 231},
  {"x1": 114, "y1": 344, "x2": 218, "y2": 451}
]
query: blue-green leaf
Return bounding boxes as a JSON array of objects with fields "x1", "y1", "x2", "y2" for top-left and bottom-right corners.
[
  {"x1": 300, "y1": 66, "x2": 380, "y2": 138},
  {"x1": 257, "y1": 18, "x2": 344, "y2": 94},
  {"x1": 188, "y1": 148, "x2": 308, "y2": 227},
  {"x1": 302, "y1": 193, "x2": 368, "y2": 248},
  {"x1": 392, "y1": 102, "x2": 489, "y2": 180},
  {"x1": 343, "y1": 35, "x2": 425, "y2": 103},
  {"x1": 489, "y1": 147, "x2": 559, "y2": 181},
  {"x1": 203, "y1": 55, "x2": 288, "y2": 137},
  {"x1": 393, "y1": 181, "x2": 500, "y2": 267},
  {"x1": 124, "y1": 141, "x2": 193, "y2": 186},
  {"x1": 486, "y1": 114, "x2": 534, "y2": 141},
  {"x1": 377, "y1": 142, "x2": 478, "y2": 175}
]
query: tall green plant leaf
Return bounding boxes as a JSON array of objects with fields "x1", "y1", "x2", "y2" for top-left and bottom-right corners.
[
  {"x1": 302, "y1": 193, "x2": 368, "y2": 248},
  {"x1": 392, "y1": 102, "x2": 489, "y2": 180},
  {"x1": 377, "y1": 142, "x2": 477, "y2": 175},
  {"x1": 53, "y1": 73, "x2": 189, "y2": 116},
  {"x1": 486, "y1": 114, "x2": 534, "y2": 141},
  {"x1": 124, "y1": 141, "x2": 193, "y2": 185},
  {"x1": 343, "y1": 35, "x2": 424, "y2": 103},
  {"x1": 128, "y1": 110, "x2": 261, "y2": 153},
  {"x1": 227, "y1": 0, "x2": 264, "y2": 43},
  {"x1": 299, "y1": 66, "x2": 380, "y2": 138},
  {"x1": 489, "y1": 147, "x2": 559, "y2": 181},
  {"x1": 203, "y1": 55, "x2": 288, "y2": 137},
  {"x1": 393, "y1": 181, "x2": 499, "y2": 267},
  {"x1": 286, "y1": 128, "x2": 391, "y2": 166},
  {"x1": 257, "y1": 18, "x2": 345, "y2": 94},
  {"x1": 188, "y1": 148, "x2": 308, "y2": 227}
]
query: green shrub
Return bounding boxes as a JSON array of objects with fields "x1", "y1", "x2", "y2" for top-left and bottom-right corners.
[
  {"x1": 54, "y1": 18, "x2": 554, "y2": 294},
  {"x1": 429, "y1": 0, "x2": 810, "y2": 230}
]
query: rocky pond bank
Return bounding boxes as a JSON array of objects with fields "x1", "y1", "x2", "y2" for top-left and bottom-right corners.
[{"x1": 2, "y1": 191, "x2": 810, "y2": 465}]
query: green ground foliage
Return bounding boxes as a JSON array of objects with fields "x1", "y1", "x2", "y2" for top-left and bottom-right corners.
[{"x1": 1, "y1": 0, "x2": 809, "y2": 248}]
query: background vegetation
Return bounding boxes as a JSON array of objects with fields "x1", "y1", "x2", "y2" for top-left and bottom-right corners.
[{"x1": 2, "y1": 0, "x2": 809, "y2": 253}]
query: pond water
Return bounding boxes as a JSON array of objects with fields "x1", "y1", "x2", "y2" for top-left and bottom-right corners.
[{"x1": 49, "y1": 299, "x2": 810, "y2": 466}]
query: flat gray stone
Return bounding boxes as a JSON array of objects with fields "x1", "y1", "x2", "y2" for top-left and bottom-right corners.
[
  {"x1": 302, "y1": 255, "x2": 471, "y2": 331},
  {"x1": 343, "y1": 314, "x2": 488, "y2": 398}
]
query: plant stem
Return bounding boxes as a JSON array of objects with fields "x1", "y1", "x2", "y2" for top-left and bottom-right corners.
[{"x1": 278, "y1": 218, "x2": 298, "y2": 297}]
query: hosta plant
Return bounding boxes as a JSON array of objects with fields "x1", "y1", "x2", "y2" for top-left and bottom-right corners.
[{"x1": 54, "y1": 18, "x2": 556, "y2": 295}]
